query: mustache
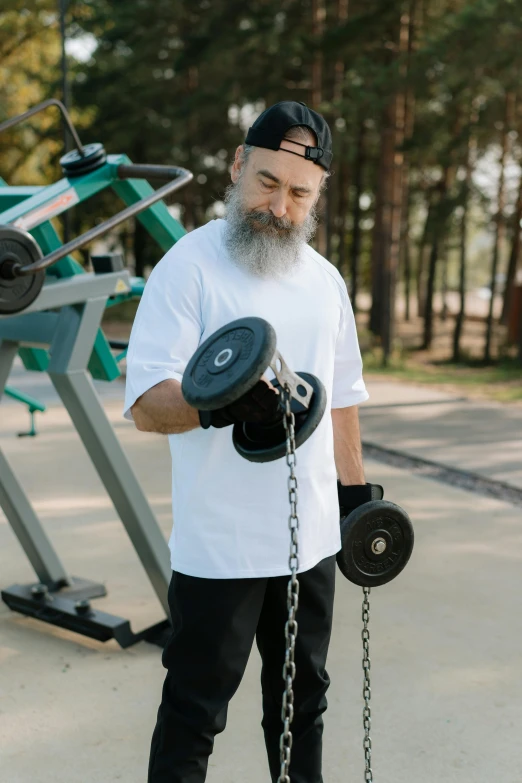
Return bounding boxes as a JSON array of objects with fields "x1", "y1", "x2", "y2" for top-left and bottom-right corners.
[{"x1": 244, "y1": 210, "x2": 294, "y2": 233}]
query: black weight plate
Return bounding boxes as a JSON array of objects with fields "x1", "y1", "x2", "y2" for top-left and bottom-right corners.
[
  {"x1": 0, "y1": 225, "x2": 45, "y2": 315},
  {"x1": 60, "y1": 143, "x2": 107, "y2": 176},
  {"x1": 232, "y1": 371, "x2": 327, "y2": 463},
  {"x1": 182, "y1": 317, "x2": 277, "y2": 410},
  {"x1": 64, "y1": 156, "x2": 108, "y2": 178},
  {"x1": 337, "y1": 500, "x2": 414, "y2": 587}
]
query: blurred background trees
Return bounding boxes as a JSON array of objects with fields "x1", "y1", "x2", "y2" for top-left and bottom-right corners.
[{"x1": 2, "y1": 0, "x2": 522, "y2": 372}]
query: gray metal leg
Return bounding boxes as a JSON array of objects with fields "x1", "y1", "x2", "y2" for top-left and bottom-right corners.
[
  {"x1": 48, "y1": 368, "x2": 171, "y2": 615},
  {"x1": 0, "y1": 448, "x2": 70, "y2": 587},
  {"x1": 1, "y1": 339, "x2": 70, "y2": 587},
  {"x1": 0, "y1": 339, "x2": 18, "y2": 400},
  {"x1": 45, "y1": 301, "x2": 171, "y2": 615}
]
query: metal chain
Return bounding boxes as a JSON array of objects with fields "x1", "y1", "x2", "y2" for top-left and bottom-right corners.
[
  {"x1": 276, "y1": 391, "x2": 374, "y2": 783},
  {"x1": 362, "y1": 586, "x2": 373, "y2": 782},
  {"x1": 277, "y1": 385, "x2": 300, "y2": 783}
]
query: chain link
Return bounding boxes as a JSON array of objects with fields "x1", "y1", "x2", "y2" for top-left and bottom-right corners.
[
  {"x1": 277, "y1": 385, "x2": 300, "y2": 783},
  {"x1": 276, "y1": 391, "x2": 374, "y2": 783},
  {"x1": 362, "y1": 586, "x2": 373, "y2": 782}
]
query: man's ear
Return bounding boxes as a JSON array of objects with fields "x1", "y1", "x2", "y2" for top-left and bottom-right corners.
[{"x1": 230, "y1": 145, "x2": 245, "y2": 184}]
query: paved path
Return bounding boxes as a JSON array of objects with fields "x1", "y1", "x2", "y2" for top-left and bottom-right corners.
[
  {"x1": 1, "y1": 377, "x2": 521, "y2": 782},
  {"x1": 361, "y1": 379, "x2": 522, "y2": 489}
]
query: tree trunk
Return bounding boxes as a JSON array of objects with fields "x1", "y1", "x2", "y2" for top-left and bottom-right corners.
[
  {"x1": 416, "y1": 201, "x2": 431, "y2": 319},
  {"x1": 311, "y1": 0, "x2": 325, "y2": 108},
  {"x1": 325, "y1": 153, "x2": 336, "y2": 262},
  {"x1": 369, "y1": 119, "x2": 387, "y2": 335},
  {"x1": 337, "y1": 149, "x2": 350, "y2": 279},
  {"x1": 381, "y1": 10, "x2": 410, "y2": 363},
  {"x1": 350, "y1": 120, "x2": 365, "y2": 312},
  {"x1": 330, "y1": 0, "x2": 350, "y2": 271},
  {"x1": 501, "y1": 165, "x2": 522, "y2": 325},
  {"x1": 311, "y1": 0, "x2": 327, "y2": 255},
  {"x1": 440, "y1": 240, "x2": 449, "y2": 321},
  {"x1": 422, "y1": 102, "x2": 462, "y2": 349},
  {"x1": 399, "y1": 0, "x2": 417, "y2": 322},
  {"x1": 422, "y1": 172, "x2": 451, "y2": 350},
  {"x1": 519, "y1": 307, "x2": 522, "y2": 364},
  {"x1": 484, "y1": 92, "x2": 515, "y2": 362},
  {"x1": 334, "y1": 0, "x2": 349, "y2": 103},
  {"x1": 369, "y1": 102, "x2": 396, "y2": 337},
  {"x1": 452, "y1": 124, "x2": 474, "y2": 362},
  {"x1": 403, "y1": 219, "x2": 412, "y2": 320},
  {"x1": 422, "y1": 235, "x2": 438, "y2": 349}
]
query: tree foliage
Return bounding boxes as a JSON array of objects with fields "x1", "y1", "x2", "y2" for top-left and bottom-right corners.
[{"x1": 2, "y1": 0, "x2": 522, "y2": 359}]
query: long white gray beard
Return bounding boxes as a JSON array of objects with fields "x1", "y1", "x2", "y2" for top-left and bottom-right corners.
[{"x1": 223, "y1": 181, "x2": 318, "y2": 279}]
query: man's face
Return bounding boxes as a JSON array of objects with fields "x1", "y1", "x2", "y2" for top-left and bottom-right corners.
[
  {"x1": 230, "y1": 140, "x2": 324, "y2": 227},
  {"x1": 223, "y1": 139, "x2": 324, "y2": 278}
]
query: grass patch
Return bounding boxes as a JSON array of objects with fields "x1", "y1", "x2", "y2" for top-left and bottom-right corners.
[{"x1": 362, "y1": 348, "x2": 522, "y2": 403}]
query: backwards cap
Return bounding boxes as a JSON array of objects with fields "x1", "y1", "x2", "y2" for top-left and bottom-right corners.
[{"x1": 245, "y1": 101, "x2": 332, "y2": 171}]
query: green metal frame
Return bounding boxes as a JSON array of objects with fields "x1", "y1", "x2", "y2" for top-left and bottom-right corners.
[
  {"x1": 3, "y1": 385, "x2": 46, "y2": 437},
  {"x1": 0, "y1": 156, "x2": 186, "y2": 380}
]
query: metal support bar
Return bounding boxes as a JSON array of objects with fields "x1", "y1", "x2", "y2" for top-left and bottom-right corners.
[
  {"x1": 41, "y1": 298, "x2": 172, "y2": 615},
  {"x1": 1, "y1": 338, "x2": 69, "y2": 585},
  {"x1": 0, "y1": 449, "x2": 70, "y2": 588},
  {"x1": 49, "y1": 298, "x2": 108, "y2": 373},
  {"x1": 48, "y1": 370, "x2": 172, "y2": 616},
  {"x1": 0, "y1": 338, "x2": 18, "y2": 398}
]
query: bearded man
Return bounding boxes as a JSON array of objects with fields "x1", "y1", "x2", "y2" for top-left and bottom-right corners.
[{"x1": 124, "y1": 101, "x2": 369, "y2": 783}]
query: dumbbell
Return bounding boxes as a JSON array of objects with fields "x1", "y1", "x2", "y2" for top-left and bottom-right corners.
[
  {"x1": 336, "y1": 484, "x2": 414, "y2": 587},
  {"x1": 181, "y1": 317, "x2": 327, "y2": 463}
]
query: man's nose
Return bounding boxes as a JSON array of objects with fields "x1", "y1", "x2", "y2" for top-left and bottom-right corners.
[{"x1": 269, "y1": 191, "x2": 287, "y2": 218}]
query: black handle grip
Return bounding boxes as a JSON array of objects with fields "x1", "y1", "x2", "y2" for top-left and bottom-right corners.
[{"x1": 117, "y1": 163, "x2": 188, "y2": 182}]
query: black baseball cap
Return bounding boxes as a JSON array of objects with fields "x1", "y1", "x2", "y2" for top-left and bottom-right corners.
[{"x1": 245, "y1": 101, "x2": 332, "y2": 171}]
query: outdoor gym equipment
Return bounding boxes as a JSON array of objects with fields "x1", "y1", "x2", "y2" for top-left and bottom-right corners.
[
  {"x1": 0, "y1": 99, "x2": 192, "y2": 648},
  {"x1": 0, "y1": 100, "x2": 191, "y2": 316},
  {"x1": 184, "y1": 317, "x2": 414, "y2": 781}
]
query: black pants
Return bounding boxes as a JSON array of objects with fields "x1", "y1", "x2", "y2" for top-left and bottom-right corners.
[{"x1": 148, "y1": 555, "x2": 336, "y2": 783}]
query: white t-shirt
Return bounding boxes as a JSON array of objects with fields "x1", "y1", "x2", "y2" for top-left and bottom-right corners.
[{"x1": 123, "y1": 218, "x2": 368, "y2": 578}]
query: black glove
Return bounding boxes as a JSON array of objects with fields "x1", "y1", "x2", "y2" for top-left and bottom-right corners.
[
  {"x1": 199, "y1": 380, "x2": 284, "y2": 430},
  {"x1": 337, "y1": 481, "x2": 384, "y2": 518}
]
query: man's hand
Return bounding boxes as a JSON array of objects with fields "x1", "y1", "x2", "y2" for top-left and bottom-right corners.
[
  {"x1": 337, "y1": 481, "x2": 384, "y2": 519},
  {"x1": 199, "y1": 379, "x2": 283, "y2": 429}
]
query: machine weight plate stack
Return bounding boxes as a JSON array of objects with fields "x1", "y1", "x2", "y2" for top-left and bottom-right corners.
[
  {"x1": 182, "y1": 317, "x2": 327, "y2": 462},
  {"x1": 60, "y1": 142, "x2": 107, "y2": 177},
  {"x1": 0, "y1": 225, "x2": 45, "y2": 315}
]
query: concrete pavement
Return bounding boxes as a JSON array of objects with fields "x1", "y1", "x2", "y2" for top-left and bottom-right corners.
[
  {"x1": 362, "y1": 379, "x2": 522, "y2": 490},
  {"x1": 1, "y1": 372, "x2": 521, "y2": 782}
]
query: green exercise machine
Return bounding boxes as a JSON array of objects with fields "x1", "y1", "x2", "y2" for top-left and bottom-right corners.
[{"x1": 0, "y1": 99, "x2": 192, "y2": 648}]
